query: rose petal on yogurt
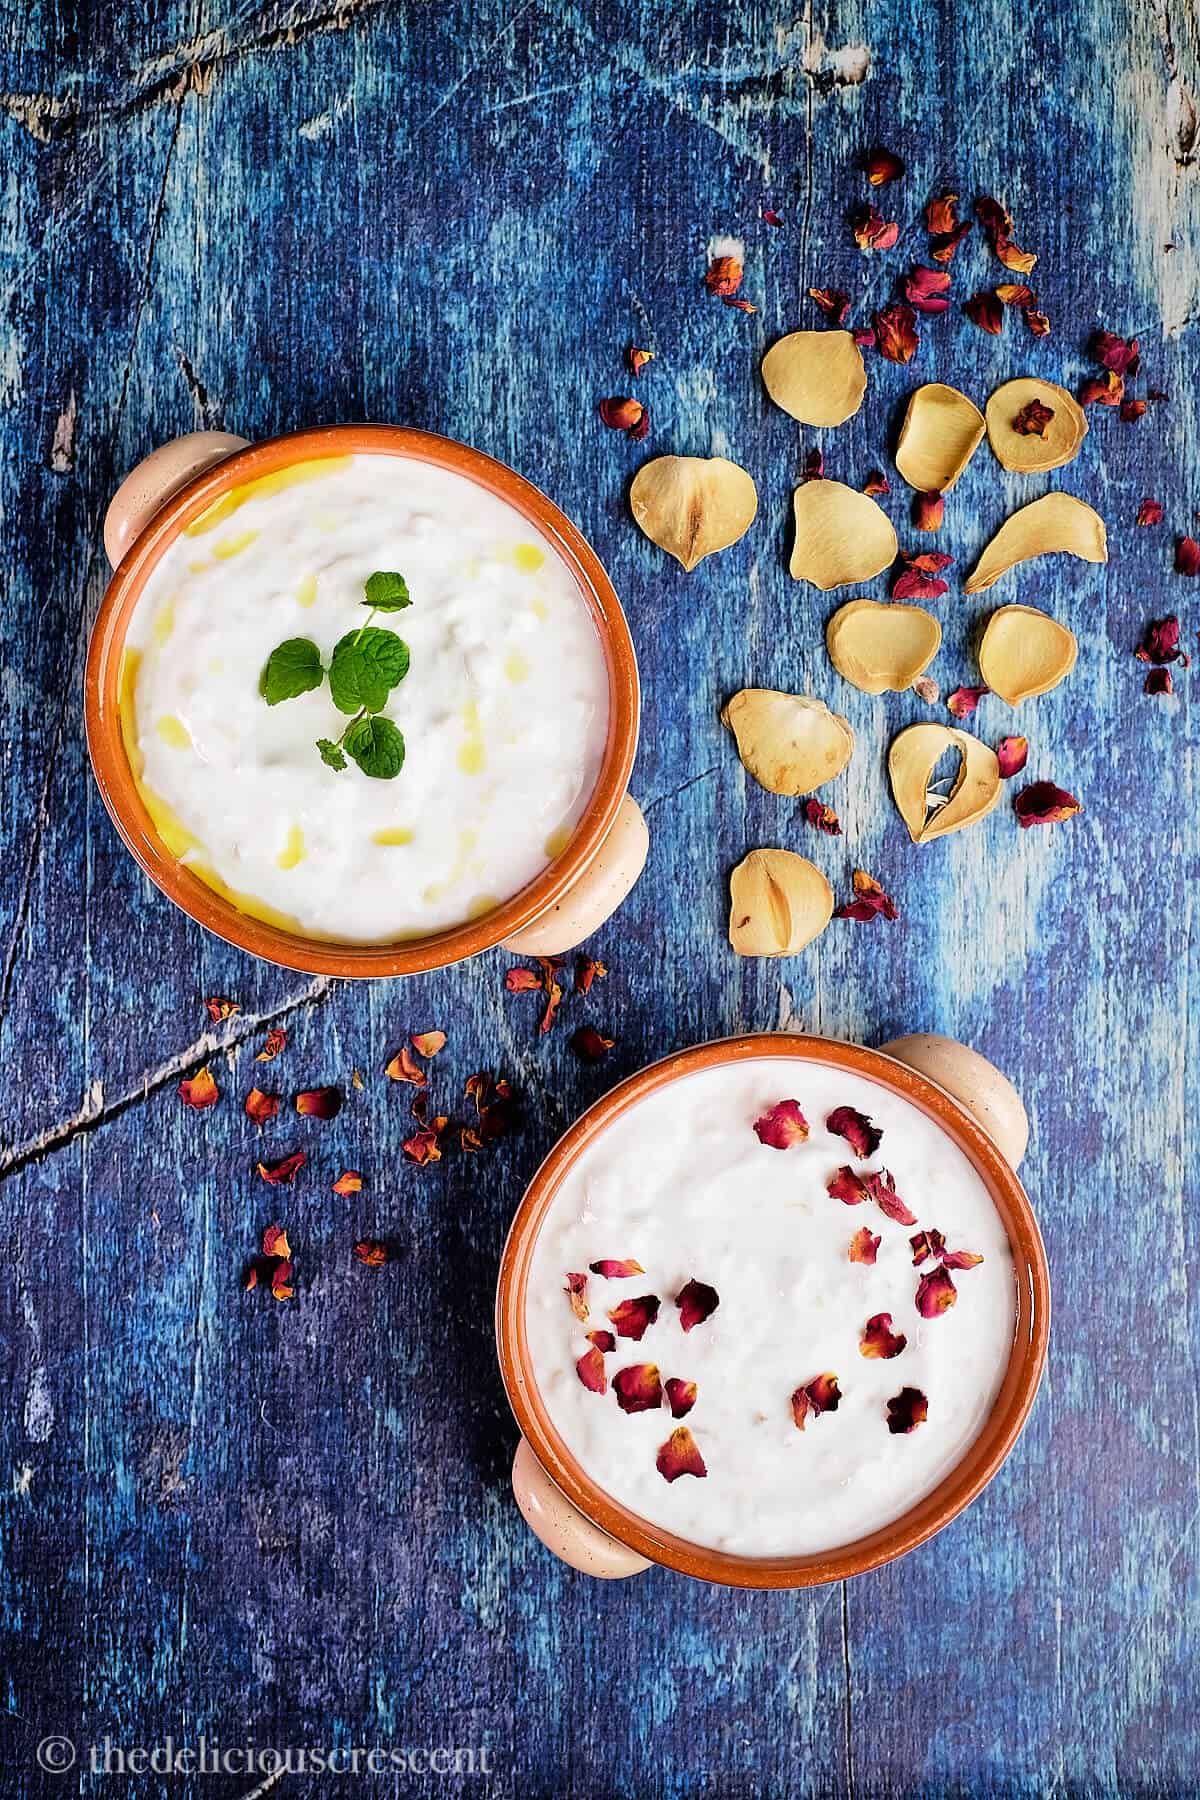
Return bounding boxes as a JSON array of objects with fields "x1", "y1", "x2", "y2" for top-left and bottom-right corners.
[
  {"x1": 656, "y1": 1425, "x2": 707, "y2": 1482},
  {"x1": 589, "y1": 1258, "x2": 645, "y2": 1278},
  {"x1": 385, "y1": 1046, "x2": 427, "y2": 1086},
  {"x1": 909, "y1": 1228, "x2": 947, "y2": 1266},
  {"x1": 587, "y1": 1329, "x2": 616, "y2": 1353},
  {"x1": 848, "y1": 1226, "x2": 881, "y2": 1264},
  {"x1": 865, "y1": 1171, "x2": 917, "y2": 1226},
  {"x1": 753, "y1": 1099, "x2": 810, "y2": 1149},
  {"x1": 826, "y1": 1105, "x2": 883, "y2": 1158},
  {"x1": 564, "y1": 1272, "x2": 589, "y2": 1320},
  {"x1": 613, "y1": 1362, "x2": 662, "y2": 1412},
  {"x1": 179, "y1": 1066, "x2": 219, "y2": 1110},
  {"x1": 403, "y1": 1119, "x2": 448, "y2": 1165},
  {"x1": 860, "y1": 1312, "x2": 908, "y2": 1359},
  {"x1": 575, "y1": 1348, "x2": 608, "y2": 1394},
  {"x1": 295, "y1": 1086, "x2": 343, "y2": 1119},
  {"x1": 256, "y1": 1027, "x2": 286, "y2": 1062},
  {"x1": 675, "y1": 1278, "x2": 720, "y2": 1332},
  {"x1": 886, "y1": 1386, "x2": 929, "y2": 1433},
  {"x1": 331, "y1": 1169, "x2": 362, "y2": 1195},
  {"x1": 828, "y1": 1165, "x2": 869, "y2": 1206},
  {"x1": 410, "y1": 1030, "x2": 447, "y2": 1058},
  {"x1": 916, "y1": 1265, "x2": 958, "y2": 1317},
  {"x1": 940, "y1": 1246, "x2": 985, "y2": 1270},
  {"x1": 244, "y1": 1087, "x2": 280, "y2": 1125},
  {"x1": 791, "y1": 1373, "x2": 842, "y2": 1430},
  {"x1": 665, "y1": 1377, "x2": 698, "y2": 1418},
  {"x1": 608, "y1": 1295, "x2": 661, "y2": 1340},
  {"x1": 257, "y1": 1151, "x2": 306, "y2": 1186}
]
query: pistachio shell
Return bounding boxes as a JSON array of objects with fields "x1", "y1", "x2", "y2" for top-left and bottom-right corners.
[
  {"x1": 789, "y1": 480, "x2": 898, "y2": 590},
  {"x1": 721, "y1": 689, "x2": 854, "y2": 795},
  {"x1": 894, "y1": 383, "x2": 986, "y2": 493},
  {"x1": 888, "y1": 723, "x2": 1002, "y2": 844},
  {"x1": 826, "y1": 600, "x2": 942, "y2": 695},
  {"x1": 728, "y1": 849, "x2": 834, "y2": 957},
  {"x1": 964, "y1": 493, "x2": 1108, "y2": 594},
  {"x1": 977, "y1": 605, "x2": 1078, "y2": 704},
  {"x1": 985, "y1": 378, "x2": 1088, "y2": 474},
  {"x1": 629, "y1": 455, "x2": 758, "y2": 571},
  {"x1": 761, "y1": 330, "x2": 868, "y2": 427}
]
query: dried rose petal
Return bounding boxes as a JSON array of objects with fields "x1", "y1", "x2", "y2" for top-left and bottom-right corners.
[
  {"x1": 608, "y1": 1295, "x2": 661, "y2": 1340},
  {"x1": 331, "y1": 1169, "x2": 362, "y2": 1195},
  {"x1": 565, "y1": 1271, "x2": 589, "y2": 1320},
  {"x1": 627, "y1": 346, "x2": 654, "y2": 376},
  {"x1": 722, "y1": 296, "x2": 757, "y2": 315},
  {"x1": 353, "y1": 1239, "x2": 390, "y2": 1267},
  {"x1": 801, "y1": 446, "x2": 825, "y2": 483},
  {"x1": 860, "y1": 1312, "x2": 908, "y2": 1359},
  {"x1": 1090, "y1": 328, "x2": 1140, "y2": 376},
  {"x1": 574, "y1": 956, "x2": 607, "y2": 994},
  {"x1": 410, "y1": 1030, "x2": 447, "y2": 1058},
  {"x1": 1136, "y1": 498, "x2": 1164, "y2": 526},
  {"x1": 849, "y1": 1226, "x2": 881, "y2": 1264},
  {"x1": 1136, "y1": 617, "x2": 1184, "y2": 665},
  {"x1": 1121, "y1": 398, "x2": 1147, "y2": 423},
  {"x1": 865, "y1": 145, "x2": 905, "y2": 185},
  {"x1": 598, "y1": 396, "x2": 645, "y2": 433},
  {"x1": 853, "y1": 204, "x2": 900, "y2": 252},
  {"x1": 587, "y1": 1329, "x2": 615, "y2": 1352},
  {"x1": 504, "y1": 966, "x2": 542, "y2": 994},
  {"x1": 916, "y1": 1265, "x2": 958, "y2": 1317},
  {"x1": 964, "y1": 291, "x2": 1003, "y2": 335},
  {"x1": 613, "y1": 1361, "x2": 662, "y2": 1412},
  {"x1": 753, "y1": 1099, "x2": 810, "y2": 1149},
  {"x1": 913, "y1": 491, "x2": 944, "y2": 532},
  {"x1": 204, "y1": 996, "x2": 239, "y2": 1022},
  {"x1": 791, "y1": 1372, "x2": 841, "y2": 1430},
  {"x1": 902, "y1": 266, "x2": 951, "y2": 314},
  {"x1": 909, "y1": 1228, "x2": 947, "y2": 1266},
  {"x1": 941, "y1": 1245, "x2": 985, "y2": 1270},
  {"x1": 873, "y1": 302, "x2": 918, "y2": 363},
  {"x1": 537, "y1": 957, "x2": 565, "y2": 1034},
  {"x1": 665, "y1": 1377, "x2": 698, "y2": 1419},
  {"x1": 571, "y1": 1025, "x2": 614, "y2": 1062},
  {"x1": 256, "y1": 1027, "x2": 286, "y2": 1062},
  {"x1": 1145, "y1": 666, "x2": 1174, "y2": 696},
  {"x1": 1014, "y1": 781, "x2": 1082, "y2": 827},
  {"x1": 803, "y1": 798, "x2": 842, "y2": 836},
  {"x1": 887, "y1": 1386, "x2": 929, "y2": 1433},
  {"x1": 262, "y1": 1223, "x2": 291, "y2": 1259},
  {"x1": 827, "y1": 1105, "x2": 882, "y2": 1158},
  {"x1": 808, "y1": 286, "x2": 851, "y2": 325},
  {"x1": 657, "y1": 1425, "x2": 707, "y2": 1481},
  {"x1": 257, "y1": 1150, "x2": 306, "y2": 1186},
  {"x1": 575, "y1": 1348, "x2": 607, "y2": 1394},
  {"x1": 270, "y1": 1259, "x2": 294, "y2": 1301},
  {"x1": 589, "y1": 1259, "x2": 644, "y2": 1278},
  {"x1": 892, "y1": 547, "x2": 953, "y2": 600},
  {"x1": 853, "y1": 325, "x2": 877, "y2": 349},
  {"x1": 866, "y1": 1170, "x2": 917, "y2": 1226},
  {"x1": 705, "y1": 253, "x2": 744, "y2": 296},
  {"x1": 244, "y1": 1087, "x2": 280, "y2": 1124},
  {"x1": 834, "y1": 869, "x2": 899, "y2": 922},
  {"x1": 676, "y1": 1278, "x2": 720, "y2": 1332},
  {"x1": 1013, "y1": 398, "x2": 1055, "y2": 436},
  {"x1": 1176, "y1": 537, "x2": 1200, "y2": 576},
  {"x1": 947, "y1": 684, "x2": 988, "y2": 719},
  {"x1": 1079, "y1": 371, "x2": 1123, "y2": 407},
  {"x1": 929, "y1": 221, "x2": 972, "y2": 263},
  {"x1": 925, "y1": 191, "x2": 959, "y2": 234},
  {"x1": 179, "y1": 1066, "x2": 219, "y2": 1110},
  {"x1": 385, "y1": 1046, "x2": 427, "y2": 1086},
  {"x1": 295, "y1": 1086, "x2": 342, "y2": 1120},
  {"x1": 403, "y1": 1119, "x2": 447, "y2": 1164},
  {"x1": 995, "y1": 283, "x2": 1036, "y2": 307},
  {"x1": 828, "y1": 1165, "x2": 868, "y2": 1205},
  {"x1": 996, "y1": 735, "x2": 1029, "y2": 779},
  {"x1": 1024, "y1": 308, "x2": 1051, "y2": 337},
  {"x1": 762, "y1": 207, "x2": 784, "y2": 227},
  {"x1": 864, "y1": 468, "x2": 890, "y2": 496}
]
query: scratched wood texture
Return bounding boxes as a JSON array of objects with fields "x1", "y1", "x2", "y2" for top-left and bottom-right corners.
[{"x1": 1, "y1": 1, "x2": 1199, "y2": 1795}]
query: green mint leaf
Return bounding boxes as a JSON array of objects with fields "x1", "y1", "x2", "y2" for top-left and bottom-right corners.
[
  {"x1": 260, "y1": 638, "x2": 323, "y2": 706},
  {"x1": 329, "y1": 626, "x2": 410, "y2": 715},
  {"x1": 316, "y1": 738, "x2": 347, "y2": 771},
  {"x1": 363, "y1": 570, "x2": 411, "y2": 612},
  {"x1": 344, "y1": 715, "x2": 406, "y2": 780}
]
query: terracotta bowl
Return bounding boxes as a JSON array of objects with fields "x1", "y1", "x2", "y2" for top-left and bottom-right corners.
[
  {"x1": 496, "y1": 1031, "x2": 1050, "y2": 1589},
  {"x1": 85, "y1": 426, "x2": 643, "y2": 976}
]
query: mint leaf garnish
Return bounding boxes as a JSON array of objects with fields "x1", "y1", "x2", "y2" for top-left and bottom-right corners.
[
  {"x1": 344, "y1": 715, "x2": 406, "y2": 780},
  {"x1": 329, "y1": 626, "x2": 410, "y2": 715},
  {"x1": 363, "y1": 571, "x2": 411, "y2": 612},
  {"x1": 260, "y1": 638, "x2": 323, "y2": 705},
  {"x1": 316, "y1": 738, "x2": 347, "y2": 771}
]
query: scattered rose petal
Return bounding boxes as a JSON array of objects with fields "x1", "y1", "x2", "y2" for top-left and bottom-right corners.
[
  {"x1": 705, "y1": 253, "x2": 744, "y2": 296},
  {"x1": 834, "y1": 869, "x2": 899, "y2": 922},
  {"x1": 257, "y1": 1150, "x2": 306, "y2": 1186},
  {"x1": 1136, "y1": 617, "x2": 1185, "y2": 665},
  {"x1": 657, "y1": 1425, "x2": 707, "y2": 1481},
  {"x1": 410, "y1": 1030, "x2": 447, "y2": 1058},
  {"x1": 864, "y1": 468, "x2": 890, "y2": 496},
  {"x1": 853, "y1": 204, "x2": 899, "y2": 252},
  {"x1": 828, "y1": 1165, "x2": 868, "y2": 1205},
  {"x1": 565, "y1": 1271, "x2": 589, "y2": 1320},
  {"x1": 762, "y1": 207, "x2": 784, "y2": 227},
  {"x1": 571, "y1": 1025, "x2": 614, "y2": 1062},
  {"x1": 1014, "y1": 398, "x2": 1055, "y2": 436},
  {"x1": 925, "y1": 191, "x2": 959, "y2": 234},
  {"x1": 574, "y1": 956, "x2": 607, "y2": 994},
  {"x1": 353, "y1": 1238, "x2": 390, "y2": 1267},
  {"x1": 753, "y1": 1099, "x2": 810, "y2": 1148},
  {"x1": 929, "y1": 221, "x2": 972, "y2": 263},
  {"x1": 1014, "y1": 781, "x2": 1082, "y2": 827},
  {"x1": 331, "y1": 1169, "x2": 362, "y2": 1195},
  {"x1": 809, "y1": 286, "x2": 851, "y2": 325},
  {"x1": 244, "y1": 1087, "x2": 280, "y2": 1125},
  {"x1": 827, "y1": 1105, "x2": 883, "y2": 1158},
  {"x1": 909, "y1": 1228, "x2": 947, "y2": 1266},
  {"x1": 614, "y1": 1362, "x2": 662, "y2": 1412},
  {"x1": 403, "y1": 1118, "x2": 448, "y2": 1164},
  {"x1": 1079, "y1": 371, "x2": 1124, "y2": 408},
  {"x1": 975, "y1": 196, "x2": 1036, "y2": 273},
  {"x1": 386, "y1": 1045, "x2": 427, "y2": 1086},
  {"x1": 873, "y1": 302, "x2": 918, "y2": 363},
  {"x1": 665, "y1": 1377, "x2": 698, "y2": 1418},
  {"x1": 902, "y1": 266, "x2": 951, "y2": 314},
  {"x1": 791, "y1": 1373, "x2": 841, "y2": 1430},
  {"x1": 996, "y1": 735, "x2": 1029, "y2": 779},
  {"x1": 916, "y1": 1265, "x2": 958, "y2": 1317},
  {"x1": 849, "y1": 1226, "x2": 881, "y2": 1264},
  {"x1": 995, "y1": 283, "x2": 1037, "y2": 308},
  {"x1": 627, "y1": 346, "x2": 654, "y2": 376},
  {"x1": 1145, "y1": 666, "x2": 1174, "y2": 696},
  {"x1": 504, "y1": 967, "x2": 542, "y2": 994},
  {"x1": 179, "y1": 1066, "x2": 219, "y2": 1110},
  {"x1": 853, "y1": 324, "x2": 877, "y2": 349},
  {"x1": 204, "y1": 996, "x2": 239, "y2": 1022},
  {"x1": 1024, "y1": 308, "x2": 1050, "y2": 337},
  {"x1": 256, "y1": 1027, "x2": 286, "y2": 1062},
  {"x1": 269, "y1": 1259, "x2": 294, "y2": 1301},
  {"x1": 722, "y1": 295, "x2": 757, "y2": 314},
  {"x1": 262, "y1": 1223, "x2": 291, "y2": 1260},
  {"x1": 941, "y1": 1245, "x2": 985, "y2": 1270},
  {"x1": 887, "y1": 1386, "x2": 929, "y2": 1433},
  {"x1": 676, "y1": 1278, "x2": 720, "y2": 1332},
  {"x1": 964, "y1": 291, "x2": 1003, "y2": 335},
  {"x1": 913, "y1": 490, "x2": 944, "y2": 532},
  {"x1": 865, "y1": 145, "x2": 905, "y2": 185},
  {"x1": 801, "y1": 446, "x2": 825, "y2": 482},
  {"x1": 860, "y1": 1312, "x2": 908, "y2": 1359},
  {"x1": 1176, "y1": 537, "x2": 1200, "y2": 576},
  {"x1": 804, "y1": 798, "x2": 842, "y2": 835},
  {"x1": 295, "y1": 1086, "x2": 342, "y2": 1120},
  {"x1": 537, "y1": 958, "x2": 566, "y2": 1034},
  {"x1": 598, "y1": 396, "x2": 646, "y2": 435},
  {"x1": 1136, "y1": 498, "x2": 1164, "y2": 526},
  {"x1": 589, "y1": 1258, "x2": 645, "y2": 1278},
  {"x1": 575, "y1": 1348, "x2": 607, "y2": 1394},
  {"x1": 587, "y1": 1329, "x2": 616, "y2": 1352},
  {"x1": 892, "y1": 548, "x2": 953, "y2": 601},
  {"x1": 608, "y1": 1295, "x2": 661, "y2": 1340},
  {"x1": 867, "y1": 1170, "x2": 917, "y2": 1226},
  {"x1": 1121, "y1": 398, "x2": 1147, "y2": 423},
  {"x1": 1090, "y1": 328, "x2": 1140, "y2": 376},
  {"x1": 947, "y1": 684, "x2": 988, "y2": 719}
]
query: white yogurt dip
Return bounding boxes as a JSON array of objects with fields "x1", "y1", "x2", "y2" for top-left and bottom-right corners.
[
  {"x1": 526, "y1": 1057, "x2": 1016, "y2": 1558},
  {"x1": 121, "y1": 452, "x2": 611, "y2": 942}
]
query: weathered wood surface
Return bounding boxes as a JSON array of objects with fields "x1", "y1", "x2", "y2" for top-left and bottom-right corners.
[{"x1": 1, "y1": 1, "x2": 1199, "y2": 1794}]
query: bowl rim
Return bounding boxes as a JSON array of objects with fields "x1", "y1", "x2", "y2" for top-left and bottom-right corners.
[
  {"x1": 495, "y1": 1031, "x2": 1051, "y2": 1588},
  {"x1": 84, "y1": 423, "x2": 640, "y2": 976}
]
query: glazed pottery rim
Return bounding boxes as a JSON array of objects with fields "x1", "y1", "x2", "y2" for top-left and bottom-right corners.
[
  {"x1": 84, "y1": 423, "x2": 640, "y2": 977},
  {"x1": 495, "y1": 1031, "x2": 1051, "y2": 1589}
]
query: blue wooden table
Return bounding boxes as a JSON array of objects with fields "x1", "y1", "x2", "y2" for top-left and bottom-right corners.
[{"x1": 2, "y1": 2, "x2": 1199, "y2": 1794}]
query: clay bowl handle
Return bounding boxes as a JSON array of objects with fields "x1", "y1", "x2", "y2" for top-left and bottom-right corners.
[
  {"x1": 104, "y1": 431, "x2": 250, "y2": 570},
  {"x1": 511, "y1": 1438, "x2": 650, "y2": 1579},
  {"x1": 501, "y1": 794, "x2": 648, "y2": 958},
  {"x1": 879, "y1": 1033, "x2": 1028, "y2": 1169}
]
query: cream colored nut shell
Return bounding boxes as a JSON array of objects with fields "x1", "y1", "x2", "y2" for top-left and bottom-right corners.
[
  {"x1": 729, "y1": 848, "x2": 834, "y2": 957},
  {"x1": 826, "y1": 599, "x2": 941, "y2": 695},
  {"x1": 880, "y1": 1033, "x2": 1029, "y2": 1169},
  {"x1": 512, "y1": 1438, "x2": 650, "y2": 1578},
  {"x1": 721, "y1": 689, "x2": 854, "y2": 796},
  {"x1": 895, "y1": 383, "x2": 986, "y2": 493},
  {"x1": 889, "y1": 723, "x2": 1003, "y2": 844},
  {"x1": 985, "y1": 379, "x2": 1088, "y2": 474},
  {"x1": 501, "y1": 794, "x2": 648, "y2": 956},
  {"x1": 965, "y1": 493, "x2": 1108, "y2": 594},
  {"x1": 629, "y1": 455, "x2": 758, "y2": 571},
  {"x1": 789, "y1": 480, "x2": 898, "y2": 590},
  {"x1": 104, "y1": 430, "x2": 250, "y2": 569},
  {"x1": 978, "y1": 606, "x2": 1078, "y2": 704},
  {"x1": 761, "y1": 330, "x2": 867, "y2": 427}
]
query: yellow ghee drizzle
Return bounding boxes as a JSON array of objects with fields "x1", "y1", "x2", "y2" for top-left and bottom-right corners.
[
  {"x1": 504, "y1": 651, "x2": 530, "y2": 684},
  {"x1": 276, "y1": 825, "x2": 306, "y2": 870},
  {"x1": 543, "y1": 823, "x2": 572, "y2": 859},
  {"x1": 155, "y1": 714, "x2": 191, "y2": 751},
  {"x1": 371, "y1": 826, "x2": 414, "y2": 847},
  {"x1": 184, "y1": 456, "x2": 353, "y2": 537},
  {"x1": 152, "y1": 600, "x2": 176, "y2": 646},
  {"x1": 296, "y1": 574, "x2": 319, "y2": 608},
  {"x1": 457, "y1": 700, "x2": 486, "y2": 775},
  {"x1": 212, "y1": 529, "x2": 259, "y2": 561},
  {"x1": 513, "y1": 543, "x2": 545, "y2": 573}
]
